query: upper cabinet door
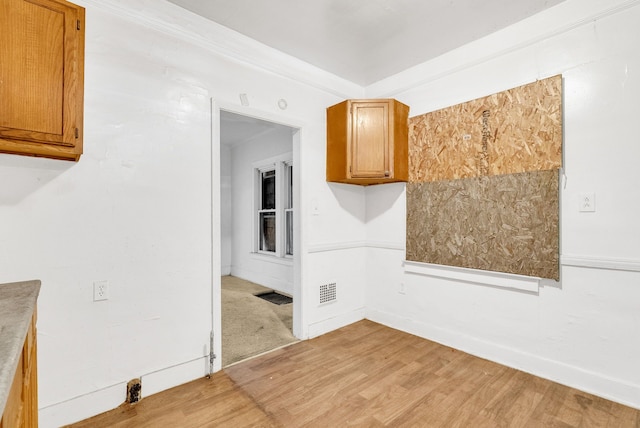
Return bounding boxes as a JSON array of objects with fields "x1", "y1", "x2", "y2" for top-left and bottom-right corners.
[
  {"x1": 0, "y1": 0, "x2": 85, "y2": 161},
  {"x1": 350, "y1": 101, "x2": 390, "y2": 179}
]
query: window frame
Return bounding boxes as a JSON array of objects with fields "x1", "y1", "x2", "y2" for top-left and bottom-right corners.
[
  {"x1": 284, "y1": 161, "x2": 293, "y2": 257},
  {"x1": 253, "y1": 153, "x2": 293, "y2": 258},
  {"x1": 257, "y1": 169, "x2": 277, "y2": 253}
]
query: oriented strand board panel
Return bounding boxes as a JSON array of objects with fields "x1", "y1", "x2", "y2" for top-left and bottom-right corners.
[
  {"x1": 406, "y1": 169, "x2": 559, "y2": 280},
  {"x1": 409, "y1": 75, "x2": 562, "y2": 183}
]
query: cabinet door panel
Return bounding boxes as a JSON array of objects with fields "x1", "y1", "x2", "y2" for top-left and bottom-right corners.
[
  {"x1": 0, "y1": 0, "x2": 84, "y2": 160},
  {"x1": 1, "y1": 0, "x2": 64, "y2": 135},
  {"x1": 351, "y1": 102, "x2": 389, "y2": 178}
]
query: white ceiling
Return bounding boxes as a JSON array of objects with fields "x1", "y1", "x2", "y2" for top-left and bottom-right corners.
[{"x1": 166, "y1": 0, "x2": 564, "y2": 86}]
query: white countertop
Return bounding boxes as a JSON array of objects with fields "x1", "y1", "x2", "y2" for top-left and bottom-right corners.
[{"x1": 0, "y1": 280, "x2": 40, "y2": 417}]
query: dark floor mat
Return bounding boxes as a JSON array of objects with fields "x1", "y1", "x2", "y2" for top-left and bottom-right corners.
[{"x1": 255, "y1": 291, "x2": 293, "y2": 305}]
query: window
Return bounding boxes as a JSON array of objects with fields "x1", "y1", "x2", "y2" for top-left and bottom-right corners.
[
  {"x1": 255, "y1": 155, "x2": 293, "y2": 258},
  {"x1": 285, "y1": 163, "x2": 293, "y2": 256},
  {"x1": 258, "y1": 170, "x2": 276, "y2": 252}
]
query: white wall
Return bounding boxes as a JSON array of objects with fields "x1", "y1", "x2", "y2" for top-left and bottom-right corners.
[
  {"x1": 228, "y1": 127, "x2": 294, "y2": 294},
  {"x1": 364, "y1": 0, "x2": 640, "y2": 409},
  {"x1": 0, "y1": 0, "x2": 365, "y2": 426},
  {"x1": 305, "y1": 181, "x2": 369, "y2": 337}
]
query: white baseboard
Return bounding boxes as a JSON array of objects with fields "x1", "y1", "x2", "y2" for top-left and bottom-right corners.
[
  {"x1": 365, "y1": 307, "x2": 640, "y2": 410},
  {"x1": 39, "y1": 382, "x2": 124, "y2": 428},
  {"x1": 39, "y1": 357, "x2": 209, "y2": 428},
  {"x1": 307, "y1": 307, "x2": 366, "y2": 339},
  {"x1": 141, "y1": 357, "x2": 208, "y2": 397}
]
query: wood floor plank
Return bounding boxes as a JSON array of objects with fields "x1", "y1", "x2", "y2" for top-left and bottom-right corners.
[{"x1": 67, "y1": 320, "x2": 640, "y2": 428}]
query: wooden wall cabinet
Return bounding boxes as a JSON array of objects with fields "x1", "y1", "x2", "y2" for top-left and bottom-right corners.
[
  {"x1": 326, "y1": 99, "x2": 409, "y2": 185},
  {"x1": 0, "y1": 310, "x2": 38, "y2": 428},
  {"x1": 0, "y1": 0, "x2": 85, "y2": 161}
]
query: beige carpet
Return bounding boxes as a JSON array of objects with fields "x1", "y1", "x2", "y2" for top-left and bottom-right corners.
[{"x1": 221, "y1": 276, "x2": 297, "y2": 367}]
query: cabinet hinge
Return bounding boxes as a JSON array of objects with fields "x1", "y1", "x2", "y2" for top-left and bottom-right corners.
[
  {"x1": 75, "y1": 128, "x2": 79, "y2": 139},
  {"x1": 77, "y1": 19, "x2": 81, "y2": 30}
]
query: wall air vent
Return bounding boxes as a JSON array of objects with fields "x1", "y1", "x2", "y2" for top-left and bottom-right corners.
[{"x1": 319, "y1": 282, "x2": 337, "y2": 305}]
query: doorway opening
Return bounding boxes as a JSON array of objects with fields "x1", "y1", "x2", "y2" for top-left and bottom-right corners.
[{"x1": 218, "y1": 109, "x2": 300, "y2": 367}]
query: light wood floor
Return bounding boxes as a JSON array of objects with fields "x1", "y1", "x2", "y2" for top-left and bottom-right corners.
[{"x1": 67, "y1": 320, "x2": 640, "y2": 427}]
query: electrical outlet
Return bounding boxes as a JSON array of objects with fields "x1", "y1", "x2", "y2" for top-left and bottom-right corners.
[
  {"x1": 579, "y1": 192, "x2": 596, "y2": 212},
  {"x1": 93, "y1": 280, "x2": 109, "y2": 301}
]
